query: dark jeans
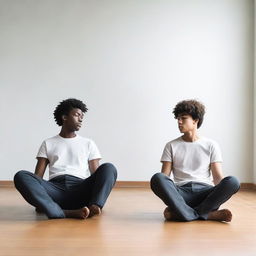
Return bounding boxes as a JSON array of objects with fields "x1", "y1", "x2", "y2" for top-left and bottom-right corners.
[
  {"x1": 14, "y1": 163, "x2": 117, "y2": 219},
  {"x1": 150, "y1": 173, "x2": 240, "y2": 221}
]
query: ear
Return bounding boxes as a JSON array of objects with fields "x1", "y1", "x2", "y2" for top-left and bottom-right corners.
[
  {"x1": 194, "y1": 119, "x2": 199, "y2": 125},
  {"x1": 62, "y1": 115, "x2": 67, "y2": 122}
]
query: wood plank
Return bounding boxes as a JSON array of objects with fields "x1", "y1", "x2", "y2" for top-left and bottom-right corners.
[{"x1": 0, "y1": 187, "x2": 255, "y2": 256}]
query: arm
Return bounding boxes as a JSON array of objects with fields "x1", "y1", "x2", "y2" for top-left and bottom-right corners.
[
  {"x1": 34, "y1": 157, "x2": 49, "y2": 178},
  {"x1": 161, "y1": 161, "x2": 172, "y2": 176},
  {"x1": 88, "y1": 159, "x2": 100, "y2": 174},
  {"x1": 211, "y1": 162, "x2": 224, "y2": 185}
]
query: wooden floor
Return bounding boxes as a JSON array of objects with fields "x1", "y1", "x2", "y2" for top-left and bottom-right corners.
[{"x1": 0, "y1": 187, "x2": 256, "y2": 256}]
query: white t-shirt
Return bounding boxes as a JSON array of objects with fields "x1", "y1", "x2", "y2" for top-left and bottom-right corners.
[
  {"x1": 37, "y1": 135, "x2": 101, "y2": 180},
  {"x1": 161, "y1": 136, "x2": 222, "y2": 185}
]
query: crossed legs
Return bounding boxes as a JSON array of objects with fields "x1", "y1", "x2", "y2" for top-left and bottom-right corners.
[
  {"x1": 150, "y1": 173, "x2": 240, "y2": 222},
  {"x1": 14, "y1": 163, "x2": 117, "y2": 219},
  {"x1": 14, "y1": 168, "x2": 239, "y2": 221}
]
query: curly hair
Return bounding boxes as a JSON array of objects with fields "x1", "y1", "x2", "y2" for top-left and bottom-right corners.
[
  {"x1": 53, "y1": 98, "x2": 88, "y2": 126},
  {"x1": 172, "y1": 99, "x2": 205, "y2": 128}
]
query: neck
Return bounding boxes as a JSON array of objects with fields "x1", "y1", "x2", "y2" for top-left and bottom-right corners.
[
  {"x1": 182, "y1": 131, "x2": 199, "y2": 142},
  {"x1": 59, "y1": 127, "x2": 77, "y2": 138}
]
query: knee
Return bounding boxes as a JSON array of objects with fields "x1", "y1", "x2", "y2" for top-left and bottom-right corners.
[
  {"x1": 13, "y1": 170, "x2": 31, "y2": 189},
  {"x1": 98, "y1": 163, "x2": 117, "y2": 179},
  {"x1": 150, "y1": 172, "x2": 165, "y2": 188},
  {"x1": 222, "y1": 176, "x2": 240, "y2": 192},
  {"x1": 14, "y1": 170, "x2": 29, "y2": 183}
]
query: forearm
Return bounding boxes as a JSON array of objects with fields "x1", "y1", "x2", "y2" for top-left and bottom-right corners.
[
  {"x1": 161, "y1": 162, "x2": 172, "y2": 176},
  {"x1": 34, "y1": 170, "x2": 44, "y2": 178},
  {"x1": 213, "y1": 175, "x2": 224, "y2": 185},
  {"x1": 161, "y1": 169, "x2": 171, "y2": 176},
  {"x1": 89, "y1": 159, "x2": 100, "y2": 174},
  {"x1": 211, "y1": 162, "x2": 224, "y2": 185},
  {"x1": 34, "y1": 157, "x2": 48, "y2": 178}
]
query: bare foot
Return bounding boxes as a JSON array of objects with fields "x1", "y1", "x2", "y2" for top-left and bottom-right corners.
[
  {"x1": 64, "y1": 207, "x2": 90, "y2": 219},
  {"x1": 88, "y1": 204, "x2": 101, "y2": 218},
  {"x1": 163, "y1": 207, "x2": 174, "y2": 221},
  {"x1": 207, "y1": 209, "x2": 232, "y2": 222}
]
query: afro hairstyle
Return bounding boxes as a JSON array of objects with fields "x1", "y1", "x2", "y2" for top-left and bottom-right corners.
[
  {"x1": 172, "y1": 99, "x2": 205, "y2": 128},
  {"x1": 53, "y1": 98, "x2": 88, "y2": 126}
]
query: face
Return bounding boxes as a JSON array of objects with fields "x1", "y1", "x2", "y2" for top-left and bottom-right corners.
[
  {"x1": 62, "y1": 108, "x2": 84, "y2": 131},
  {"x1": 177, "y1": 114, "x2": 198, "y2": 133}
]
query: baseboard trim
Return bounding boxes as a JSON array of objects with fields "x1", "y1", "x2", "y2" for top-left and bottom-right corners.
[
  {"x1": 115, "y1": 181, "x2": 150, "y2": 188},
  {"x1": 240, "y1": 183, "x2": 256, "y2": 190},
  {"x1": 0, "y1": 180, "x2": 255, "y2": 190},
  {"x1": 0, "y1": 180, "x2": 151, "y2": 188},
  {"x1": 0, "y1": 181, "x2": 13, "y2": 187},
  {"x1": 116, "y1": 182, "x2": 256, "y2": 190}
]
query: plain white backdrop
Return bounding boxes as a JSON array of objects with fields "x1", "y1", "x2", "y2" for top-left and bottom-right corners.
[{"x1": 0, "y1": 0, "x2": 254, "y2": 182}]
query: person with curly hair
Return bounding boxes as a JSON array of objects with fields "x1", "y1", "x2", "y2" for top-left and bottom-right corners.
[
  {"x1": 150, "y1": 99, "x2": 240, "y2": 222},
  {"x1": 14, "y1": 98, "x2": 117, "y2": 219}
]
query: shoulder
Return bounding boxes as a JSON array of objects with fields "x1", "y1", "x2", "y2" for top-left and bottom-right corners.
[
  {"x1": 200, "y1": 137, "x2": 218, "y2": 144},
  {"x1": 77, "y1": 135, "x2": 92, "y2": 142},
  {"x1": 163, "y1": 137, "x2": 182, "y2": 151},
  {"x1": 199, "y1": 137, "x2": 221, "y2": 149},
  {"x1": 166, "y1": 137, "x2": 182, "y2": 146},
  {"x1": 39, "y1": 135, "x2": 58, "y2": 144},
  {"x1": 37, "y1": 136, "x2": 59, "y2": 155},
  {"x1": 76, "y1": 135, "x2": 97, "y2": 146}
]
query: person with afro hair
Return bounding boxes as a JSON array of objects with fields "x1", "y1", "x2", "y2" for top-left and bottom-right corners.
[
  {"x1": 151, "y1": 99, "x2": 240, "y2": 222},
  {"x1": 14, "y1": 98, "x2": 117, "y2": 219}
]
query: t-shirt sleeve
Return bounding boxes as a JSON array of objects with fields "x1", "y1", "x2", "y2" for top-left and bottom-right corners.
[
  {"x1": 36, "y1": 141, "x2": 48, "y2": 159},
  {"x1": 210, "y1": 141, "x2": 223, "y2": 163},
  {"x1": 88, "y1": 140, "x2": 102, "y2": 161},
  {"x1": 160, "y1": 142, "x2": 173, "y2": 162}
]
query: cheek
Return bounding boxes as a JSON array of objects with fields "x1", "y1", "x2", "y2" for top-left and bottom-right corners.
[
  {"x1": 186, "y1": 120, "x2": 194, "y2": 127},
  {"x1": 191, "y1": 121, "x2": 197, "y2": 127},
  {"x1": 69, "y1": 117, "x2": 77, "y2": 124}
]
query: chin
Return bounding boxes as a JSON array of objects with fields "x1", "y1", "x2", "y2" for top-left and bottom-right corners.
[{"x1": 75, "y1": 124, "x2": 82, "y2": 130}]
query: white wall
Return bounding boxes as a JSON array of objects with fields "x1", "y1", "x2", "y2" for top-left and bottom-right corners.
[
  {"x1": 0, "y1": 0, "x2": 254, "y2": 182},
  {"x1": 254, "y1": 0, "x2": 256, "y2": 184}
]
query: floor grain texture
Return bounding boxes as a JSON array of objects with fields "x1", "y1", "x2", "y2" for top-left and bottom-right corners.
[{"x1": 0, "y1": 187, "x2": 255, "y2": 256}]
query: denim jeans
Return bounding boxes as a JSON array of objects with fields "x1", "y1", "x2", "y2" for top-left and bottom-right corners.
[
  {"x1": 150, "y1": 173, "x2": 240, "y2": 221},
  {"x1": 14, "y1": 163, "x2": 117, "y2": 219}
]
